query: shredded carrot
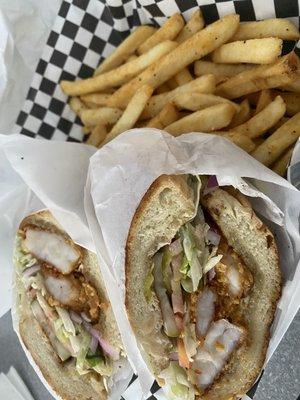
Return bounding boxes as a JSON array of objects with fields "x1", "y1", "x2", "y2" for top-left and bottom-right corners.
[{"x1": 177, "y1": 338, "x2": 190, "y2": 369}]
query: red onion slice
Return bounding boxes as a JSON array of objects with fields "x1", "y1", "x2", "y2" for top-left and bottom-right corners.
[
  {"x1": 98, "y1": 337, "x2": 119, "y2": 360},
  {"x1": 169, "y1": 238, "x2": 182, "y2": 256},
  {"x1": 208, "y1": 268, "x2": 216, "y2": 282},
  {"x1": 83, "y1": 322, "x2": 119, "y2": 360},
  {"x1": 22, "y1": 264, "x2": 40, "y2": 278},
  {"x1": 69, "y1": 310, "x2": 82, "y2": 325},
  {"x1": 89, "y1": 335, "x2": 98, "y2": 354},
  {"x1": 81, "y1": 312, "x2": 91, "y2": 322},
  {"x1": 203, "y1": 176, "x2": 218, "y2": 195},
  {"x1": 206, "y1": 229, "x2": 221, "y2": 246},
  {"x1": 170, "y1": 352, "x2": 179, "y2": 361}
]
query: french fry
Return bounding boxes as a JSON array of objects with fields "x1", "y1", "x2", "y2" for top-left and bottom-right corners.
[
  {"x1": 217, "y1": 131, "x2": 255, "y2": 153},
  {"x1": 94, "y1": 26, "x2": 157, "y2": 75},
  {"x1": 255, "y1": 89, "x2": 273, "y2": 114},
  {"x1": 156, "y1": 83, "x2": 170, "y2": 94},
  {"x1": 107, "y1": 14, "x2": 240, "y2": 108},
  {"x1": 137, "y1": 14, "x2": 184, "y2": 55},
  {"x1": 146, "y1": 103, "x2": 179, "y2": 129},
  {"x1": 253, "y1": 137, "x2": 265, "y2": 147},
  {"x1": 61, "y1": 41, "x2": 177, "y2": 96},
  {"x1": 277, "y1": 92, "x2": 300, "y2": 116},
  {"x1": 177, "y1": 10, "x2": 205, "y2": 43},
  {"x1": 166, "y1": 78, "x2": 179, "y2": 90},
  {"x1": 231, "y1": 18, "x2": 300, "y2": 41},
  {"x1": 86, "y1": 124, "x2": 107, "y2": 147},
  {"x1": 82, "y1": 126, "x2": 91, "y2": 134},
  {"x1": 103, "y1": 85, "x2": 153, "y2": 144},
  {"x1": 80, "y1": 93, "x2": 111, "y2": 107},
  {"x1": 251, "y1": 111, "x2": 300, "y2": 166},
  {"x1": 80, "y1": 107, "x2": 122, "y2": 126},
  {"x1": 127, "y1": 54, "x2": 138, "y2": 62},
  {"x1": 173, "y1": 92, "x2": 240, "y2": 112},
  {"x1": 141, "y1": 74, "x2": 216, "y2": 118},
  {"x1": 268, "y1": 116, "x2": 289, "y2": 134},
  {"x1": 194, "y1": 60, "x2": 254, "y2": 79},
  {"x1": 69, "y1": 97, "x2": 86, "y2": 117},
  {"x1": 272, "y1": 146, "x2": 294, "y2": 176},
  {"x1": 173, "y1": 68, "x2": 193, "y2": 86},
  {"x1": 216, "y1": 53, "x2": 298, "y2": 99},
  {"x1": 232, "y1": 95, "x2": 286, "y2": 139},
  {"x1": 164, "y1": 103, "x2": 236, "y2": 136},
  {"x1": 212, "y1": 38, "x2": 282, "y2": 64},
  {"x1": 228, "y1": 99, "x2": 251, "y2": 128},
  {"x1": 280, "y1": 73, "x2": 300, "y2": 93}
]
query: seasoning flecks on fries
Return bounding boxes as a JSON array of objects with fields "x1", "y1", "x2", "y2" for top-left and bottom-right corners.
[{"x1": 60, "y1": 11, "x2": 300, "y2": 176}]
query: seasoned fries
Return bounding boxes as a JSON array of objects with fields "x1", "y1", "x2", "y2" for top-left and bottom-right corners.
[
  {"x1": 233, "y1": 96, "x2": 286, "y2": 139},
  {"x1": 61, "y1": 41, "x2": 177, "y2": 96},
  {"x1": 94, "y1": 26, "x2": 157, "y2": 75},
  {"x1": 216, "y1": 53, "x2": 298, "y2": 99},
  {"x1": 255, "y1": 89, "x2": 273, "y2": 114},
  {"x1": 194, "y1": 60, "x2": 254, "y2": 79},
  {"x1": 107, "y1": 14, "x2": 240, "y2": 108},
  {"x1": 137, "y1": 14, "x2": 184, "y2": 54},
  {"x1": 173, "y1": 68, "x2": 193, "y2": 86},
  {"x1": 141, "y1": 74, "x2": 215, "y2": 118},
  {"x1": 146, "y1": 103, "x2": 179, "y2": 129},
  {"x1": 80, "y1": 107, "x2": 122, "y2": 126},
  {"x1": 252, "y1": 112, "x2": 300, "y2": 166},
  {"x1": 272, "y1": 147, "x2": 293, "y2": 176},
  {"x1": 176, "y1": 10, "x2": 204, "y2": 43},
  {"x1": 228, "y1": 99, "x2": 251, "y2": 128},
  {"x1": 86, "y1": 125, "x2": 107, "y2": 147},
  {"x1": 103, "y1": 85, "x2": 153, "y2": 144},
  {"x1": 80, "y1": 93, "x2": 111, "y2": 107},
  {"x1": 212, "y1": 38, "x2": 282, "y2": 64},
  {"x1": 232, "y1": 18, "x2": 300, "y2": 41},
  {"x1": 173, "y1": 92, "x2": 239, "y2": 112},
  {"x1": 276, "y1": 92, "x2": 300, "y2": 116},
  {"x1": 165, "y1": 103, "x2": 236, "y2": 136},
  {"x1": 62, "y1": 11, "x2": 300, "y2": 178},
  {"x1": 69, "y1": 97, "x2": 86, "y2": 117}
]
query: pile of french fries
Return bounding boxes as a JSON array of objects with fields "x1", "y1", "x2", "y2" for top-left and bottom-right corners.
[{"x1": 61, "y1": 11, "x2": 300, "y2": 177}]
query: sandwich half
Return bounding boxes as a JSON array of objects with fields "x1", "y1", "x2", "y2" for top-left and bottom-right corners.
[
  {"x1": 14, "y1": 210, "x2": 126, "y2": 400},
  {"x1": 125, "y1": 175, "x2": 281, "y2": 400}
]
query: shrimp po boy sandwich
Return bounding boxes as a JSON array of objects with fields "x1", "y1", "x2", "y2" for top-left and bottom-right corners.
[
  {"x1": 14, "y1": 210, "x2": 127, "y2": 400},
  {"x1": 126, "y1": 175, "x2": 281, "y2": 400}
]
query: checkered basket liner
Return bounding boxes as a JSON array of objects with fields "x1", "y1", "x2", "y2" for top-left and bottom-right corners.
[{"x1": 14, "y1": 1, "x2": 300, "y2": 398}]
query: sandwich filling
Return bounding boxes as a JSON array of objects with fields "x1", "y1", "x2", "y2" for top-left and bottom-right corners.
[
  {"x1": 144, "y1": 176, "x2": 253, "y2": 399},
  {"x1": 15, "y1": 225, "x2": 120, "y2": 383}
]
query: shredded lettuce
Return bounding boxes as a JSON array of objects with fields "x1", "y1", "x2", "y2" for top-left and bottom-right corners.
[
  {"x1": 55, "y1": 307, "x2": 76, "y2": 336},
  {"x1": 159, "y1": 362, "x2": 195, "y2": 400},
  {"x1": 76, "y1": 330, "x2": 92, "y2": 375},
  {"x1": 143, "y1": 263, "x2": 154, "y2": 302},
  {"x1": 179, "y1": 224, "x2": 202, "y2": 292},
  {"x1": 162, "y1": 249, "x2": 172, "y2": 294},
  {"x1": 88, "y1": 357, "x2": 113, "y2": 376},
  {"x1": 153, "y1": 253, "x2": 179, "y2": 338},
  {"x1": 14, "y1": 234, "x2": 38, "y2": 271}
]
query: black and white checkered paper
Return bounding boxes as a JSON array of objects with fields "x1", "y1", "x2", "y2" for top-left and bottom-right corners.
[{"x1": 14, "y1": 1, "x2": 300, "y2": 398}]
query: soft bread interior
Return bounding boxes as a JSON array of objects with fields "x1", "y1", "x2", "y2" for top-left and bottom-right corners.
[
  {"x1": 125, "y1": 175, "x2": 196, "y2": 374},
  {"x1": 201, "y1": 188, "x2": 281, "y2": 400},
  {"x1": 15, "y1": 210, "x2": 123, "y2": 400}
]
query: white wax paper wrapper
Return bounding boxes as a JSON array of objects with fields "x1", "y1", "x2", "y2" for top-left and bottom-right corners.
[
  {"x1": 0, "y1": 133, "x2": 133, "y2": 400},
  {"x1": 87, "y1": 129, "x2": 300, "y2": 398},
  {"x1": 0, "y1": 0, "x2": 60, "y2": 134}
]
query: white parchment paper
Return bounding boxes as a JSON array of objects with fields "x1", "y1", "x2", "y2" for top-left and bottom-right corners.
[
  {"x1": 87, "y1": 129, "x2": 300, "y2": 397},
  {"x1": 0, "y1": 133, "x2": 133, "y2": 400}
]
